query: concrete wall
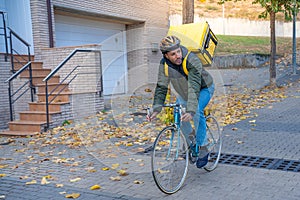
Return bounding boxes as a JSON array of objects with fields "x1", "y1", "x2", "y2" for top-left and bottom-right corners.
[{"x1": 170, "y1": 15, "x2": 300, "y2": 38}]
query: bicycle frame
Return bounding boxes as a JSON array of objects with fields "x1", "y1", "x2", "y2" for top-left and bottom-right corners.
[{"x1": 165, "y1": 104, "x2": 182, "y2": 160}]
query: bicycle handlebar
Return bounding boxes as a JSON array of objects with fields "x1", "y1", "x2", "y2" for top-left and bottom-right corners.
[
  {"x1": 162, "y1": 103, "x2": 180, "y2": 107},
  {"x1": 146, "y1": 104, "x2": 185, "y2": 116}
]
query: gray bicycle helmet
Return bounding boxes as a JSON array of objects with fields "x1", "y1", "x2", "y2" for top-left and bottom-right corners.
[{"x1": 159, "y1": 35, "x2": 181, "y2": 53}]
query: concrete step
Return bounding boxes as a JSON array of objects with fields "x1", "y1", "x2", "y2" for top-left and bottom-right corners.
[
  {"x1": 29, "y1": 75, "x2": 60, "y2": 85},
  {"x1": 35, "y1": 83, "x2": 70, "y2": 94},
  {"x1": 13, "y1": 61, "x2": 43, "y2": 70},
  {"x1": 28, "y1": 102, "x2": 69, "y2": 112},
  {"x1": 0, "y1": 130, "x2": 39, "y2": 136},
  {"x1": 20, "y1": 68, "x2": 51, "y2": 78},
  {"x1": 11, "y1": 54, "x2": 35, "y2": 62},
  {"x1": 8, "y1": 120, "x2": 47, "y2": 132},
  {"x1": 37, "y1": 92, "x2": 71, "y2": 103},
  {"x1": 19, "y1": 110, "x2": 61, "y2": 121}
]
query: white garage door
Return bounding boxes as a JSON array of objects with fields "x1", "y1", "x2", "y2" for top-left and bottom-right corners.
[{"x1": 55, "y1": 14, "x2": 127, "y2": 95}]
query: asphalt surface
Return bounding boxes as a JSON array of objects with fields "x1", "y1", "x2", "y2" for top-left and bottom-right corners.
[{"x1": 0, "y1": 61, "x2": 299, "y2": 200}]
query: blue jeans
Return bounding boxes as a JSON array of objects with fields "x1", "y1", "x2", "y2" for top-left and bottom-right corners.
[{"x1": 176, "y1": 84, "x2": 215, "y2": 146}]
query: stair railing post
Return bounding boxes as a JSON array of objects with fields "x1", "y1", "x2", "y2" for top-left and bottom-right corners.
[
  {"x1": 8, "y1": 81, "x2": 13, "y2": 121},
  {"x1": 1, "y1": 11, "x2": 8, "y2": 62},
  {"x1": 45, "y1": 80, "x2": 49, "y2": 129},
  {"x1": 9, "y1": 30, "x2": 14, "y2": 72}
]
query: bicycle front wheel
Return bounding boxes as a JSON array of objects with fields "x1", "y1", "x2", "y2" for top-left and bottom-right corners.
[
  {"x1": 151, "y1": 126, "x2": 189, "y2": 194},
  {"x1": 204, "y1": 115, "x2": 222, "y2": 172}
]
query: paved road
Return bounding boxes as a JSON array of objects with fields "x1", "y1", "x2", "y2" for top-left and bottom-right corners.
[{"x1": 0, "y1": 64, "x2": 299, "y2": 200}]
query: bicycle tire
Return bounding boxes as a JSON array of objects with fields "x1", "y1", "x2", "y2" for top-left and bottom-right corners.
[
  {"x1": 204, "y1": 115, "x2": 222, "y2": 172},
  {"x1": 151, "y1": 126, "x2": 189, "y2": 194}
]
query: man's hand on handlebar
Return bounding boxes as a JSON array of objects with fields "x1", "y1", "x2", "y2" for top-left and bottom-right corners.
[
  {"x1": 146, "y1": 108, "x2": 158, "y2": 122},
  {"x1": 181, "y1": 112, "x2": 193, "y2": 121}
]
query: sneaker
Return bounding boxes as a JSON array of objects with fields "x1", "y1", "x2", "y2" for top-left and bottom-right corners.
[{"x1": 196, "y1": 153, "x2": 209, "y2": 168}]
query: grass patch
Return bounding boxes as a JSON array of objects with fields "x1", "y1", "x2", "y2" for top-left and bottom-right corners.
[{"x1": 215, "y1": 35, "x2": 300, "y2": 56}]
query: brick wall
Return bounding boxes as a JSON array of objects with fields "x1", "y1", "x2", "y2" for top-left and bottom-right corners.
[
  {"x1": 0, "y1": 55, "x2": 11, "y2": 129},
  {"x1": 49, "y1": 93, "x2": 104, "y2": 129}
]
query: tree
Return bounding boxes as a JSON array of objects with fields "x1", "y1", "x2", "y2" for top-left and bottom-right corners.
[
  {"x1": 219, "y1": 0, "x2": 300, "y2": 87},
  {"x1": 183, "y1": 0, "x2": 194, "y2": 24}
]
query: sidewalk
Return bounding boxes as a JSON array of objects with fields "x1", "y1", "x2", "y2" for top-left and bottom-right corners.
[{"x1": 0, "y1": 62, "x2": 299, "y2": 199}]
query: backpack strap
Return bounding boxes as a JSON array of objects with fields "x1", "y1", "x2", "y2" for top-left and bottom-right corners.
[
  {"x1": 164, "y1": 62, "x2": 169, "y2": 77},
  {"x1": 163, "y1": 51, "x2": 191, "y2": 77},
  {"x1": 182, "y1": 51, "x2": 190, "y2": 76}
]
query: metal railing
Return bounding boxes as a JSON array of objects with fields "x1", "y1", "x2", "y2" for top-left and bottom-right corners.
[
  {"x1": 43, "y1": 48, "x2": 102, "y2": 129},
  {"x1": 5, "y1": 62, "x2": 34, "y2": 121},
  {"x1": 0, "y1": 11, "x2": 8, "y2": 61},
  {"x1": 8, "y1": 27, "x2": 31, "y2": 72},
  {"x1": 3, "y1": 23, "x2": 33, "y2": 122}
]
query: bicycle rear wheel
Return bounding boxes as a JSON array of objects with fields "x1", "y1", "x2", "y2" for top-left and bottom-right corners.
[
  {"x1": 151, "y1": 126, "x2": 189, "y2": 194},
  {"x1": 204, "y1": 115, "x2": 222, "y2": 172}
]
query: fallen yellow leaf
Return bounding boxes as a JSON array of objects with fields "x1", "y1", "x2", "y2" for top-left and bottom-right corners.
[
  {"x1": 90, "y1": 184, "x2": 101, "y2": 190},
  {"x1": 41, "y1": 177, "x2": 50, "y2": 185},
  {"x1": 56, "y1": 183, "x2": 64, "y2": 187},
  {"x1": 26, "y1": 180, "x2": 37, "y2": 185},
  {"x1": 125, "y1": 143, "x2": 133, "y2": 147},
  {"x1": 117, "y1": 169, "x2": 128, "y2": 176},
  {"x1": 59, "y1": 191, "x2": 66, "y2": 195},
  {"x1": 109, "y1": 176, "x2": 121, "y2": 181},
  {"x1": 0, "y1": 174, "x2": 6, "y2": 177},
  {"x1": 101, "y1": 167, "x2": 110, "y2": 171},
  {"x1": 133, "y1": 180, "x2": 144, "y2": 184},
  {"x1": 111, "y1": 163, "x2": 120, "y2": 169},
  {"x1": 43, "y1": 175, "x2": 52, "y2": 179},
  {"x1": 69, "y1": 177, "x2": 81, "y2": 182},
  {"x1": 65, "y1": 193, "x2": 80, "y2": 198},
  {"x1": 157, "y1": 169, "x2": 170, "y2": 174}
]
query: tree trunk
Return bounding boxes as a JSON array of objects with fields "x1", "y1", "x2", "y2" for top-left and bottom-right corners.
[
  {"x1": 182, "y1": 0, "x2": 194, "y2": 24},
  {"x1": 269, "y1": 10, "x2": 277, "y2": 87}
]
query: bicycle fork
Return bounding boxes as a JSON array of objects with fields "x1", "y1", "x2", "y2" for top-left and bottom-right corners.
[{"x1": 166, "y1": 128, "x2": 181, "y2": 161}]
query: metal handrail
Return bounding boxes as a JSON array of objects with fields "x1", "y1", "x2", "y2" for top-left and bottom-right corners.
[
  {"x1": 43, "y1": 48, "x2": 101, "y2": 129},
  {"x1": 6, "y1": 61, "x2": 32, "y2": 82},
  {"x1": 5, "y1": 62, "x2": 34, "y2": 121},
  {"x1": 0, "y1": 11, "x2": 8, "y2": 61},
  {"x1": 8, "y1": 27, "x2": 31, "y2": 72},
  {"x1": 43, "y1": 49, "x2": 98, "y2": 81}
]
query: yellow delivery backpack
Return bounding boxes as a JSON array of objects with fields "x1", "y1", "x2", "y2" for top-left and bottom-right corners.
[{"x1": 167, "y1": 22, "x2": 218, "y2": 67}]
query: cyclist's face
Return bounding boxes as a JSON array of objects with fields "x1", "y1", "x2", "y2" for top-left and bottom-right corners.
[{"x1": 165, "y1": 47, "x2": 182, "y2": 65}]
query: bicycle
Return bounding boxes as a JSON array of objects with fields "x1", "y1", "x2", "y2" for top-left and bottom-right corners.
[{"x1": 149, "y1": 103, "x2": 222, "y2": 194}]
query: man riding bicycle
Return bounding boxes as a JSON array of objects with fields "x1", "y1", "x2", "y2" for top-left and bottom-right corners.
[{"x1": 147, "y1": 35, "x2": 215, "y2": 168}]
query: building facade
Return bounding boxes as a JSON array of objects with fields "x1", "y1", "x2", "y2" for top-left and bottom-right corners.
[{"x1": 0, "y1": 0, "x2": 169, "y2": 130}]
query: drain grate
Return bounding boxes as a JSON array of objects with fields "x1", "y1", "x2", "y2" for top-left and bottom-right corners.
[
  {"x1": 216, "y1": 153, "x2": 300, "y2": 172},
  {"x1": 140, "y1": 146, "x2": 300, "y2": 172}
]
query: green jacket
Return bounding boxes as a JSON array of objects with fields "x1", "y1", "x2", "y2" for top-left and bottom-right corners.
[{"x1": 153, "y1": 46, "x2": 213, "y2": 114}]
